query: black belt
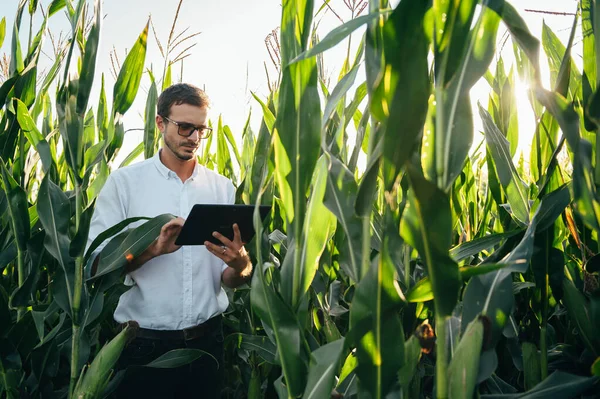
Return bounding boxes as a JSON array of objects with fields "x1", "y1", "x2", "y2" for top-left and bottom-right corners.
[{"x1": 121, "y1": 316, "x2": 221, "y2": 341}]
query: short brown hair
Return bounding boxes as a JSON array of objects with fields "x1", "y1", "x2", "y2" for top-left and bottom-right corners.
[{"x1": 157, "y1": 83, "x2": 210, "y2": 117}]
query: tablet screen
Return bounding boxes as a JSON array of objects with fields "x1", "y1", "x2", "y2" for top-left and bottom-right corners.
[{"x1": 174, "y1": 204, "x2": 271, "y2": 245}]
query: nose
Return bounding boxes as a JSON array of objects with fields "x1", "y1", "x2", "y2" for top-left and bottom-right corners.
[{"x1": 187, "y1": 128, "x2": 200, "y2": 142}]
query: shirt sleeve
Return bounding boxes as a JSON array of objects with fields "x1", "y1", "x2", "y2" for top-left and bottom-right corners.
[{"x1": 85, "y1": 173, "x2": 131, "y2": 283}]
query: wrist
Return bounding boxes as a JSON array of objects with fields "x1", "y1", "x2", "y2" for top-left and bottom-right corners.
[
  {"x1": 236, "y1": 257, "x2": 253, "y2": 279},
  {"x1": 147, "y1": 241, "x2": 160, "y2": 259}
]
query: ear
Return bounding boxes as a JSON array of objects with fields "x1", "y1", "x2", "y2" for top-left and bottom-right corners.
[{"x1": 156, "y1": 115, "x2": 165, "y2": 133}]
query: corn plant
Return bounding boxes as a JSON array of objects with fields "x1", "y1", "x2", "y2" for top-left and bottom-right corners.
[
  {"x1": 2, "y1": 0, "x2": 600, "y2": 398},
  {"x1": 0, "y1": 1, "x2": 200, "y2": 398},
  {"x1": 229, "y1": 0, "x2": 600, "y2": 397}
]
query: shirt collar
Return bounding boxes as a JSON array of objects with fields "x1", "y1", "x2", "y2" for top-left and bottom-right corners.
[
  {"x1": 153, "y1": 149, "x2": 201, "y2": 181},
  {"x1": 153, "y1": 149, "x2": 172, "y2": 179}
]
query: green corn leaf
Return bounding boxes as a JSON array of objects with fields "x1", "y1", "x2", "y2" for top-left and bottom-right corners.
[
  {"x1": 462, "y1": 269, "x2": 513, "y2": 348},
  {"x1": 448, "y1": 317, "x2": 484, "y2": 399},
  {"x1": 83, "y1": 109, "x2": 96, "y2": 152},
  {"x1": 246, "y1": 95, "x2": 273, "y2": 204},
  {"x1": 407, "y1": 263, "x2": 511, "y2": 304},
  {"x1": 535, "y1": 88, "x2": 580, "y2": 154},
  {"x1": 480, "y1": 104, "x2": 530, "y2": 226},
  {"x1": 216, "y1": 116, "x2": 234, "y2": 181},
  {"x1": 592, "y1": 357, "x2": 600, "y2": 377},
  {"x1": 97, "y1": 74, "x2": 109, "y2": 141},
  {"x1": 24, "y1": 14, "x2": 46, "y2": 66},
  {"x1": 581, "y1": 0, "x2": 597, "y2": 131},
  {"x1": 400, "y1": 165, "x2": 460, "y2": 316},
  {"x1": 69, "y1": 202, "x2": 95, "y2": 259},
  {"x1": 83, "y1": 141, "x2": 106, "y2": 181},
  {"x1": 370, "y1": 0, "x2": 429, "y2": 188},
  {"x1": 119, "y1": 142, "x2": 143, "y2": 168},
  {"x1": 28, "y1": 0, "x2": 39, "y2": 15},
  {"x1": 58, "y1": 81, "x2": 84, "y2": 180},
  {"x1": 90, "y1": 213, "x2": 176, "y2": 280},
  {"x1": 48, "y1": 0, "x2": 66, "y2": 17},
  {"x1": 290, "y1": 11, "x2": 390, "y2": 64},
  {"x1": 348, "y1": 250, "x2": 405, "y2": 398},
  {"x1": 0, "y1": 159, "x2": 30, "y2": 251},
  {"x1": 8, "y1": 234, "x2": 44, "y2": 308},
  {"x1": 239, "y1": 111, "x2": 255, "y2": 184},
  {"x1": 87, "y1": 159, "x2": 109, "y2": 203},
  {"x1": 227, "y1": 333, "x2": 279, "y2": 364},
  {"x1": 542, "y1": 20, "x2": 581, "y2": 100},
  {"x1": 251, "y1": 93, "x2": 276, "y2": 133},
  {"x1": 430, "y1": 6, "x2": 501, "y2": 191},
  {"x1": 0, "y1": 339, "x2": 22, "y2": 398},
  {"x1": 501, "y1": 184, "x2": 571, "y2": 273},
  {"x1": 522, "y1": 342, "x2": 542, "y2": 390},
  {"x1": 37, "y1": 174, "x2": 75, "y2": 315},
  {"x1": 73, "y1": 323, "x2": 137, "y2": 397},
  {"x1": 250, "y1": 262, "x2": 309, "y2": 397},
  {"x1": 530, "y1": 110, "x2": 559, "y2": 185},
  {"x1": 13, "y1": 63, "x2": 37, "y2": 108},
  {"x1": 223, "y1": 125, "x2": 241, "y2": 167},
  {"x1": 572, "y1": 141, "x2": 600, "y2": 232},
  {"x1": 144, "y1": 78, "x2": 158, "y2": 159},
  {"x1": 480, "y1": 371, "x2": 599, "y2": 398},
  {"x1": 61, "y1": 0, "x2": 85, "y2": 83},
  {"x1": 14, "y1": 99, "x2": 53, "y2": 173},
  {"x1": 487, "y1": 0, "x2": 541, "y2": 84},
  {"x1": 162, "y1": 63, "x2": 172, "y2": 92},
  {"x1": 144, "y1": 349, "x2": 212, "y2": 368},
  {"x1": 281, "y1": 155, "x2": 336, "y2": 307},
  {"x1": 450, "y1": 230, "x2": 521, "y2": 262},
  {"x1": 322, "y1": 64, "x2": 360, "y2": 133},
  {"x1": 10, "y1": 23, "x2": 24, "y2": 75},
  {"x1": 324, "y1": 155, "x2": 364, "y2": 281},
  {"x1": 0, "y1": 76, "x2": 17, "y2": 106},
  {"x1": 0, "y1": 18, "x2": 5, "y2": 49},
  {"x1": 562, "y1": 279, "x2": 600, "y2": 356},
  {"x1": 274, "y1": 1, "x2": 322, "y2": 307},
  {"x1": 302, "y1": 338, "x2": 345, "y2": 399},
  {"x1": 37, "y1": 175, "x2": 72, "y2": 272},
  {"x1": 406, "y1": 277, "x2": 433, "y2": 303},
  {"x1": 398, "y1": 336, "x2": 422, "y2": 394},
  {"x1": 108, "y1": 118, "x2": 125, "y2": 161},
  {"x1": 430, "y1": 0, "x2": 478, "y2": 82},
  {"x1": 77, "y1": 0, "x2": 101, "y2": 115},
  {"x1": 113, "y1": 20, "x2": 149, "y2": 115}
]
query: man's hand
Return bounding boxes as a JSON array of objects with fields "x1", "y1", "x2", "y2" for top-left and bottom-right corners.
[
  {"x1": 149, "y1": 217, "x2": 185, "y2": 257},
  {"x1": 93, "y1": 217, "x2": 186, "y2": 276},
  {"x1": 205, "y1": 224, "x2": 252, "y2": 284}
]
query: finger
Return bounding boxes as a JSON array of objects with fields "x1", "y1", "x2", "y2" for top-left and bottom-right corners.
[
  {"x1": 204, "y1": 241, "x2": 228, "y2": 260},
  {"x1": 232, "y1": 223, "x2": 243, "y2": 245},
  {"x1": 163, "y1": 225, "x2": 182, "y2": 240},
  {"x1": 161, "y1": 218, "x2": 183, "y2": 234},
  {"x1": 212, "y1": 231, "x2": 235, "y2": 249}
]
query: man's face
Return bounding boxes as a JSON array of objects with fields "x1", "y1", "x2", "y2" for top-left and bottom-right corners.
[{"x1": 157, "y1": 103, "x2": 209, "y2": 161}]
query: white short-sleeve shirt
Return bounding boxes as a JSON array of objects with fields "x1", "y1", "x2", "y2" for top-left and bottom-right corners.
[{"x1": 86, "y1": 150, "x2": 235, "y2": 330}]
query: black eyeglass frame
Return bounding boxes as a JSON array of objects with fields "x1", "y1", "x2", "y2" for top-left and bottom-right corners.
[{"x1": 161, "y1": 115, "x2": 213, "y2": 139}]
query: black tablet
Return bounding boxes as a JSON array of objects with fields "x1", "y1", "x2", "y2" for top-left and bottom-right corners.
[{"x1": 175, "y1": 204, "x2": 271, "y2": 245}]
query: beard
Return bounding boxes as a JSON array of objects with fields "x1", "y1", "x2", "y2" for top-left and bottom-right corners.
[{"x1": 164, "y1": 134, "x2": 197, "y2": 161}]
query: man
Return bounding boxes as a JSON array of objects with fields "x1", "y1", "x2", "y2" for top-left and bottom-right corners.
[{"x1": 87, "y1": 83, "x2": 252, "y2": 398}]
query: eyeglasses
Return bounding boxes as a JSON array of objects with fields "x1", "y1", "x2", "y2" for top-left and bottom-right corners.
[{"x1": 161, "y1": 115, "x2": 213, "y2": 139}]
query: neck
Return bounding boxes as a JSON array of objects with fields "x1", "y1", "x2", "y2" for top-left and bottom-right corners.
[{"x1": 159, "y1": 148, "x2": 195, "y2": 181}]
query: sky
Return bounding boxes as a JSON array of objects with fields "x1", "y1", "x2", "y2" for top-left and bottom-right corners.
[{"x1": 0, "y1": 0, "x2": 583, "y2": 168}]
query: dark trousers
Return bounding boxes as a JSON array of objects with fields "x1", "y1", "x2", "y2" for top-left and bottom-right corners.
[{"x1": 112, "y1": 318, "x2": 224, "y2": 399}]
